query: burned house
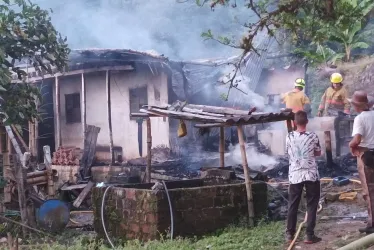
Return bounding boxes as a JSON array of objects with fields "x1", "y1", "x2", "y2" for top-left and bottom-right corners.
[{"x1": 12, "y1": 49, "x2": 178, "y2": 162}]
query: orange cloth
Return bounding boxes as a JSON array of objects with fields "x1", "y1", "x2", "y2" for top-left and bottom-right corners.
[{"x1": 282, "y1": 90, "x2": 310, "y2": 113}]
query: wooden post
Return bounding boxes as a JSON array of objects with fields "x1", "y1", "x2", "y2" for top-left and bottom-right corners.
[
  {"x1": 81, "y1": 73, "x2": 86, "y2": 147},
  {"x1": 146, "y1": 118, "x2": 152, "y2": 183},
  {"x1": 28, "y1": 122, "x2": 34, "y2": 155},
  {"x1": 43, "y1": 146, "x2": 54, "y2": 197},
  {"x1": 106, "y1": 70, "x2": 114, "y2": 165},
  {"x1": 219, "y1": 127, "x2": 225, "y2": 168},
  {"x1": 11, "y1": 125, "x2": 28, "y2": 152},
  {"x1": 286, "y1": 119, "x2": 293, "y2": 133},
  {"x1": 324, "y1": 131, "x2": 333, "y2": 168},
  {"x1": 15, "y1": 152, "x2": 30, "y2": 238},
  {"x1": 55, "y1": 76, "x2": 61, "y2": 149},
  {"x1": 0, "y1": 126, "x2": 4, "y2": 153},
  {"x1": 237, "y1": 125, "x2": 254, "y2": 226},
  {"x1": 34, "y1": 99, "x2": 39, "y2": 160}
]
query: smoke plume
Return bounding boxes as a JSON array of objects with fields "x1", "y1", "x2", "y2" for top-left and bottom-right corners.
[
  {"x1": 226, "y1": 143, "x2": 278, "y2": 171},
  {"x1": 34, "y1": 0, "x2": 253, "y2": 60}
]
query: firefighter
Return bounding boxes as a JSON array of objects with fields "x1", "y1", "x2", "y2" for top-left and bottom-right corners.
[
  {"x1": 282, "y1": 78, "x2": 311, "y2": 129},
  {"x1": 282, "y1": 78, "x2": 311, "y2": 113},
  {"x1": 317, "y1": 73, "x2": 350, "y2": 117}
]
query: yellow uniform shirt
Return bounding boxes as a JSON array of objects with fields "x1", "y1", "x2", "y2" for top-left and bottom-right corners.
[{"x1": 282, "y1": 91, "x2": 310, "y2": 113}]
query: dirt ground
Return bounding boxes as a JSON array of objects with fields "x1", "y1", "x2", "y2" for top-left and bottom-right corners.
[{"x1": 285, "y1": 181, "x2": 372, "y2": 250}]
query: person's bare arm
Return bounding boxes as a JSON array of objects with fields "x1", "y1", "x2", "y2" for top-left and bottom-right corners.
[
  {"x1": 349, "y1": 134, "x2": 362, "y2": 156},
  {"x1": 350, "y1": 116, "x2": 363, "y2": 156},
  {"x1": 313, "y1": 133, "x2": 322, "y2": 157}
]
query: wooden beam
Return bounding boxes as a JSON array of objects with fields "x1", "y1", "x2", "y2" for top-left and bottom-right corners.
[
  {"x1": 324, "y1": 131, "x2": 333, "y2": 168},
  {"x1": 34, "y1": 98, "x2": 39, "y2": 160},
  {"x1": 146, "y1": 118, "x2": 152, "y2": 183},
  {"x1": 286, "y1": 119, "x2": 293, "y2": 133},
  {"x1": 81, "y1": 73, "x2": 86, "y2": 147},
  {"x1": 12, "y1": 125, "x2": 28, "y2": 152},
  {"x1": 55, "y1": 76, "x2": 61, "y2": 149},
  {"x1": 15, "y1": 152, "x2": 30, "y2": 237},
  {"x1": 12, "y1": 65, "x2": 135, "y2": 84},
  {"x1": 43, "y1": 146, "x2": 55, "y2": 197},
  {"x1": 219, "y1": 127, "x2": 225, "y2": 168},
  {"x1": 73, "y1": 181, "x2": 94, "y2": 208},
  {"x1": 237, "y1": 125, "x2": 254, "y2": 227},
  {"x1": 106, "y1": 70, "x2": 114, "y2": 165}
]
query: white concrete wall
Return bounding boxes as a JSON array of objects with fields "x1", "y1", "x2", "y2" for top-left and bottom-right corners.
[
  {"x1": 53, "y1": 70, "x2": 169, "y2": 161},
  {"x1": 258, "y1": 117, "x2": 338, "y2": 158}
]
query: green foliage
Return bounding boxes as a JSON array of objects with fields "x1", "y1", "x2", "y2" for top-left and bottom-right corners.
[
  {"x1": 199, "y1": 0, "x2": 374, "y2": 64},
  {"x1": 0, "y1": 0, "x2": 69, "y2": 124},
  {"x1": 20, "y1": 221, "x2": 285, "y2": 250}
]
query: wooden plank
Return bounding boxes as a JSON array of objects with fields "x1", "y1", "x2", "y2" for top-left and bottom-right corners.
[
  {"x1": 11, "y1": 125, "x2": 28, "y2": 152},
  {"x1": 324, "y1": 131, "x2": 333, "y2": 168},
  {"x1": 55, "y1": 76, "x2": 61, "y2": 148},
  {"x1": 13, "y1": 65, "x2": 135, "y2": 84},
  {"x1": 106, "y1": 70, "x2": 114, "y2": 165},
  {"x1": 73, "y1": 181, "x2": 94, "y2": 208},
  {"x1": 237, "y1": 125, "x2": 254, "y2": 227},
  {"x1": 81, "y1": 73, "x2": 86, "y2": 147},
  {"x1": 286, "y1": 119, "x2": 293, "y2": 133},
  {"x1": 15, "y1": 152, "x2": 30, "y2": 237},
  {"x1": 43, "y1": 145, "x2": 55, "y2": 197},
  {"x1": 144, "y1": 108, "x2": 226, "y2": 123},
  {"x1": 219, "y1": 127, "x2": 225, "y2": 168},
  {"x1": 34, "y1": 98, "x2": 39, "y2": 160},
  {"x1": 146, "y1": 118, "x2": 152, "y2": 183},
  {"x1": 130, "y1": 112, "x2": 157, "y2": 118},
  {"x1": 83, "y1": 126, "x2": 100, "y2": 177},
  {"x1": 79, "y1": 125, "x2": 93, "y2": 178},
  {"x1": 61, "y1": 183, "x2": 87, "y2": 191}
]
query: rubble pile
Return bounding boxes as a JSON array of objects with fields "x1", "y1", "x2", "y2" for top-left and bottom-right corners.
[{"x1": 52, "y1": 147, "x2": 82, "y2": 166}]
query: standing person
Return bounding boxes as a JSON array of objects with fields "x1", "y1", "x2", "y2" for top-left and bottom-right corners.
[
  {"x1": 349, "y1": 91, "x2": 374, "y2": 234},
  {"x1": 286, "y1": 111, "x2": 322, "y2": 244},
  {"x1": 282, "y1": 78, "x2": 311, "y2": 129},
  {"x1": 317, "y1": 73, "x2": 350, "y2": 117}
]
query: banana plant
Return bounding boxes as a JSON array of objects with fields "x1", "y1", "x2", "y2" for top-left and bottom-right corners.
[
  {"x1": 294, "y1": 43, "x2": 344, "y2": 66},
  {"x1": 328, "y1": 21, "x2": 372, "y2": 61}
]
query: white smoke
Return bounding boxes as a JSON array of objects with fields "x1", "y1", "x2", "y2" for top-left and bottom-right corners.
[
  {"x1": 34, "y1": 0, "x2": 254, "y2": 60},
  {"x1": 216, "y1": 65, "x2": 266, "y2": 109},
  {"x1": 226, "y1": 143, "x2": 278, "y2": 171}
]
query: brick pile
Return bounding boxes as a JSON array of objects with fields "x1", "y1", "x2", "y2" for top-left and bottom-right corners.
[{"x1": 52, "y1": 147, "x2": 82, "y2": 166}]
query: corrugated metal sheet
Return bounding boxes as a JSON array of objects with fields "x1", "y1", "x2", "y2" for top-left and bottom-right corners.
[{"x1": 135, "y1": 104, "x2": 293, "y2": 127}]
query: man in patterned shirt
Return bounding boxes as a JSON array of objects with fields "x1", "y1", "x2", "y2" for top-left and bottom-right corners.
[{"x1": 286, "y1": 110, "x2": 322, "y2": 244}]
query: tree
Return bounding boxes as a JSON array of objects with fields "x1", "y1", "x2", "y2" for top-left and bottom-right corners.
[
  {"x1": 329, "y1": 21, "x2": 371, "y2": 61},
  {"x1": 0, "y1": 0, "x2": 70, "y2": 125},
  {"x1": 197, "y1": 0, "x2": 374, "y2": 94}
]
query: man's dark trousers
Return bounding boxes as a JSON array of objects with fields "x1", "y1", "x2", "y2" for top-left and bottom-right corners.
[{"x1": 286, "y1": 181, "x2": 320, "y2": 237}]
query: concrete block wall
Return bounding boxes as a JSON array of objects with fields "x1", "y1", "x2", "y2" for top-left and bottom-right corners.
[
  {"x1": 51, "y1": 165, "x2": 79, "y2": 190},
  {"x1": 92, "y1": 180, "x2": 267, "y2": 241},
  {"x1": 258, "y1": 117, "x2": 338, "y2": 157}
]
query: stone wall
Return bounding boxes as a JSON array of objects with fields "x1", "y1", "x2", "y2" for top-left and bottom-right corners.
[{"x1": 92, "y1": 180, "x2": 267, "y2": 241}]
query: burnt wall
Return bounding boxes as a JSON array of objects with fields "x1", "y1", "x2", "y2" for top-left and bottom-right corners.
[{"x1": 92, "y1": 180, "x2": 267, "y2": 241}]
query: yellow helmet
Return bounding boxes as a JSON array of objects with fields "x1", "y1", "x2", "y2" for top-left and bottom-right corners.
[
  {"x1": 294, "y1": 78, "x2": 305, "y2": 88},
  {"x1": 330, "y1": 73, "x2": 343, "y2": 84}
]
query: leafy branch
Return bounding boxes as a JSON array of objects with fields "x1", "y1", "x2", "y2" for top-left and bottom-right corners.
[{"x1": 0, "y1": 0, "x2": 70, "y2": 124}]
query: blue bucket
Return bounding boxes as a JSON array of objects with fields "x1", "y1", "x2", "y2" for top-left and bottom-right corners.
[{"x1": 36, "y1": 199, "x2": 70, "y2": 233}]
